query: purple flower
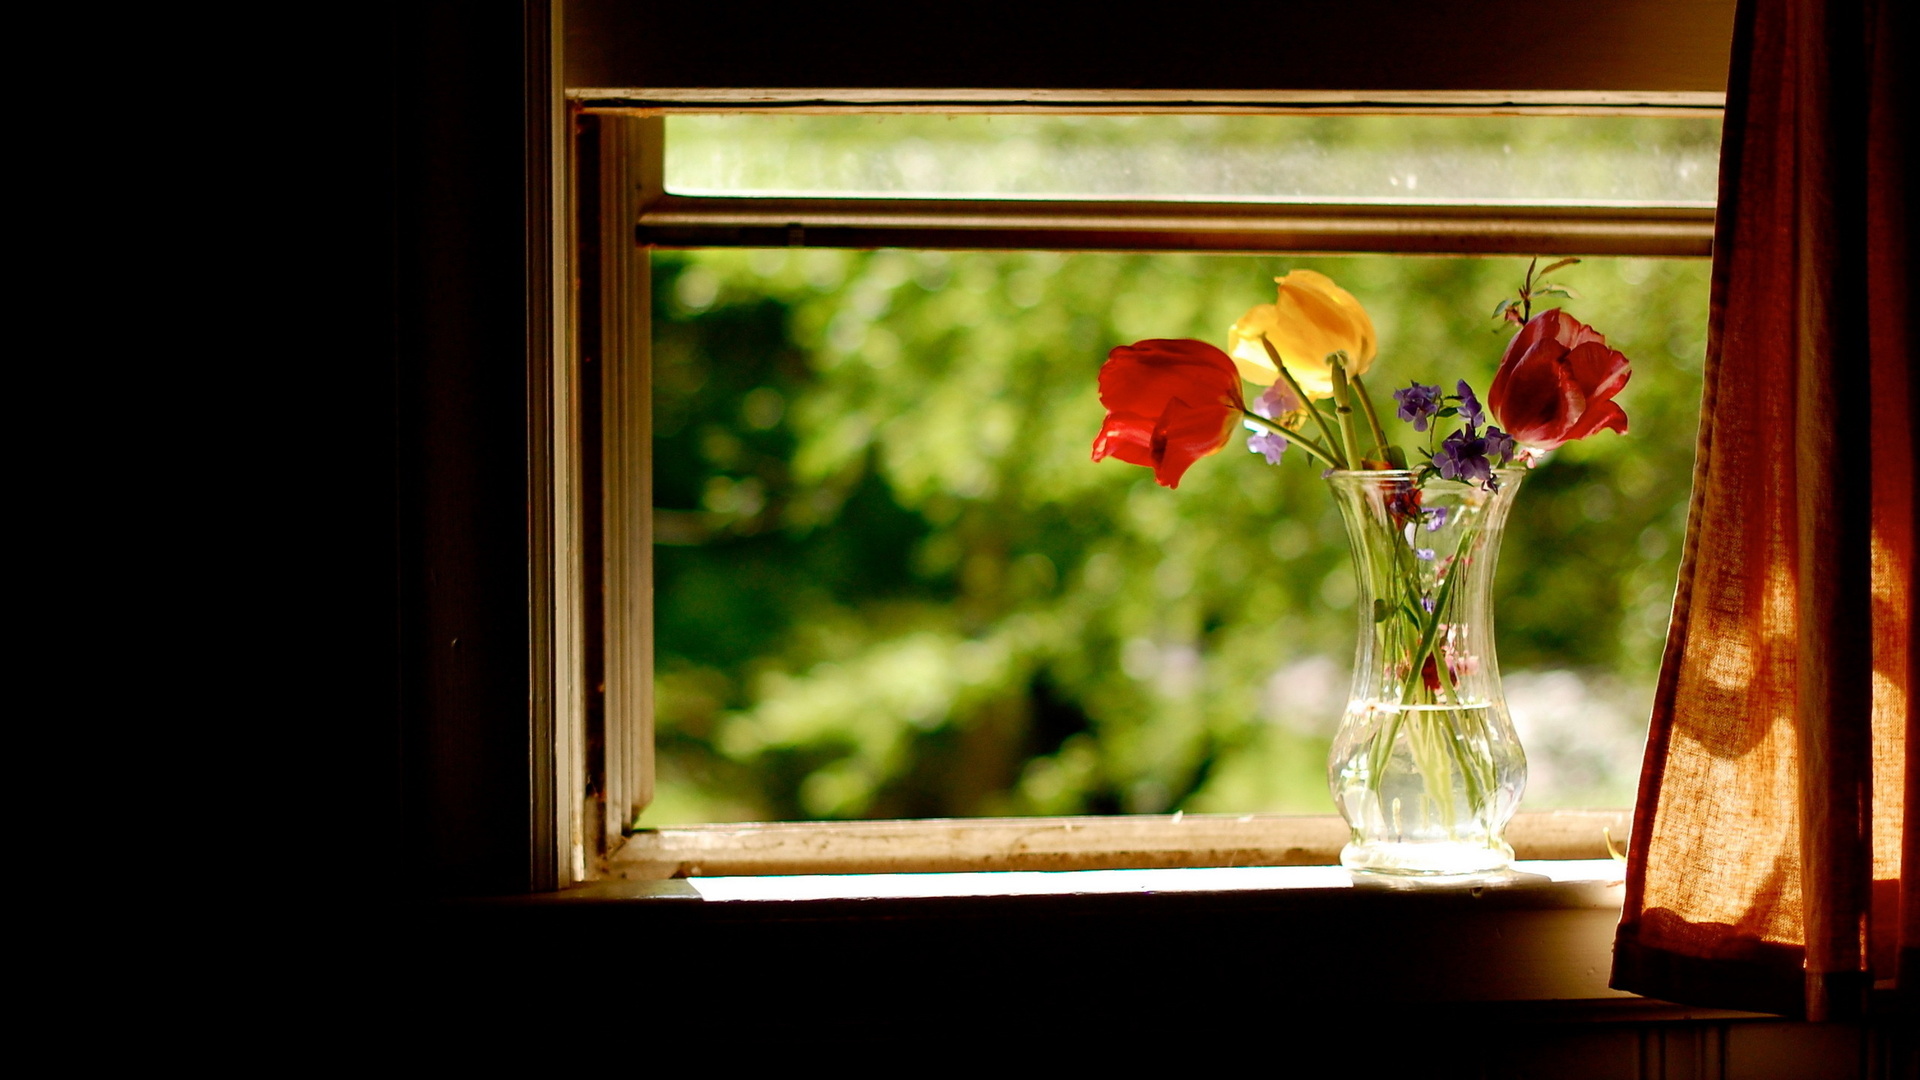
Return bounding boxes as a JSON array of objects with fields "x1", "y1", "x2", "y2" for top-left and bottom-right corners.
[
  {"x1": 1456, "y1": 380, "x2": 1485, "y2": 429},
  {"x1": 1415, "y1": 547, "x2": 1436, "y2": 561},
  {"x1": 1420, "y1": 596, "x2": 1436, "y2": 613},
  {"x1": 1393, "y1": 382, "x2": 1444, "y2": 431},
  {"x1": 1482, "y1": 425, "x2": 1517, "y2": 466},
  {"x1": 1252, "y1": 383, "x2": 1302, "y2": 421},
  {"x1": 1248, "y1": 430, "x2": 1288, "y2": 464},
  {"x1": 1434, "y1": 429, "x2": 1493, "y2": 485},
  {"x1": 1425, "y1": 506, "x2": 1450, "y2": 531}
]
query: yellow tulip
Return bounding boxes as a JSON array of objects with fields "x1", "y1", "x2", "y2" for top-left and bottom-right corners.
[{"x1": 1226, "y1": 270, "x2": 1378, "y2": 399}]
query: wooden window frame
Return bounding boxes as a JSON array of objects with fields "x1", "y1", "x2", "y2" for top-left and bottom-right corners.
[
  {"x1": 562, "y1": 106, "x2": 1717, "y2": 885},
  {"x1": 542, "y1": 1, "x2": 1738, "y2": 892}
]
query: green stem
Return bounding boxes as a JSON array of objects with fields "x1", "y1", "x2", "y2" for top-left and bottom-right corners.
[
  {"x1": 1368, "y1": 544, "x2": 1470, "y2": 791},
  {"x1": 1400, "y1": 555, "x2": 1465, "y2": 707},
  {"x1": 1350, "y1": 374, "x2": 1392, "y2": 463},
  {"x1": 1426, "y1": 632, "x2": 1489, "y2": 819},
  {"x1": 1260, "y1": 336, "x2": 1346, "y2": 469},
  {"x1": 1328, "y1": 358, "x2": 1365, "y2": 470}
]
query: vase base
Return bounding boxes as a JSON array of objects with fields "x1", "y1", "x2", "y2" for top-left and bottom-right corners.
[{"x1": 1340, "y1": 839, "x2": 1514, "y2": 876}]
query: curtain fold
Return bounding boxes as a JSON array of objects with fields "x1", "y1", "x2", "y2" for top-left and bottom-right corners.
[{"x1": 1610, "y1": 0, "x2": 1913, "y2": 1021}]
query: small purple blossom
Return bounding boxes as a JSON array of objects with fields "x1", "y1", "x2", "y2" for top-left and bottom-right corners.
[
  {"x1": 1434, "y1": 429, "x2": 1493, "y2": 485},
  {"x1": 1456, "y1": 381, "x2": 1484, "y2": 429},
  {"x1": 1425, "y1": 506, "x2": 1450, "y2": 531},
  {"x1": 1482, "y1": 425, "x2": 1517, "y2": 466},
  {"x1": 1248, "y1": 430, "x2": 1288, "y2": 464},
  {"x1": 1252, "y1": 383, "x2": 1301, "y2": 421},
  {"x1": 1414, "y1": 547, "x2": 1436, "y2": 561},
  {"x1": 1393, "y1": 381, "x2": 1444, "y2": 431},
  {"x1": 1420, "y1": 596, "x2": 1436, "y2": 613}
]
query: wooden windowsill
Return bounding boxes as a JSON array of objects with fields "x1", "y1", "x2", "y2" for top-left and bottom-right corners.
[
  {"x1": 458, "y1": 818, "x2": 1784, "y2": 1022},
  {"x1": 606, "y1": 808, "x2": 1631, "y2": 879},
  {"x1": 495, "y1": 853, "x2": 1718, "y2": 1015}
]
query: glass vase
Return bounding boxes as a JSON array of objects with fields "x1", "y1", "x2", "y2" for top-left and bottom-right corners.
[{"x1": 1325, "y1": 469, "x2": 1527, "y2": 875}]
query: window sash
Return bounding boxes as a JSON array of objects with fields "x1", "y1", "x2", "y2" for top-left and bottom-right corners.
[
  {"x1": 577, "y1": 107, "x2": 1711, "y2": 877},
  {"x1": 634, "y1": 193, "x2": 1714, "y2": 258}
]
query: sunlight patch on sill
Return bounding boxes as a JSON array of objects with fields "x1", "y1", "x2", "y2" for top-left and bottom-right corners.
[{"x1": 686, "y1": 857, "x2": 1625, "y2": 902}]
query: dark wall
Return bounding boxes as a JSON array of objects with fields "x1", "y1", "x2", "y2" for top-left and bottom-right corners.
[
  {"x1": 566, "y1": 0, "x2": 1735, "y2": 94},
  {"x1": 281, "y1": 1, "x2": 549, "y2": 900},
  {"x1": 390, "y1": 0, "x2": 549, "y2": 898}
]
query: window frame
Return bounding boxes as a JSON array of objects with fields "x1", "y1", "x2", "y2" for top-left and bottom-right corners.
[
  {"x1": 563, "y1": 110, "x2": 1718, "y2": 884},
  {"x1": 545, "y1": 2, "x2": 1738, "y2": 891}
]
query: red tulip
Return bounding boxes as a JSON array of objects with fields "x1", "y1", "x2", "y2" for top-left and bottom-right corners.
[
  {"x1": 1092, "y1": 339, "x2": 1246, "y2": 488},
  {"x1": 1488, "y1": 309, "x2": 1632, "y2": 450}
]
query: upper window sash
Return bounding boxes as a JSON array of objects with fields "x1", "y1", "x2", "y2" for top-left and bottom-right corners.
[{"x1": 578, "y1": 97, "x2": 1724, "y2": 258}]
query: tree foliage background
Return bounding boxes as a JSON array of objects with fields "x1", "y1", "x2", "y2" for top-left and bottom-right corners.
[
  {"x1": 643, "y1": 112, "x2": 1714, "y2": 825},
  {"x1": 646, "y1": 247, "x2": 1707, "y2": 825}
]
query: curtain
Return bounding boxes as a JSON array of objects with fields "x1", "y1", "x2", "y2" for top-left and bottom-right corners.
[{"x1": 1610, "y1": 0, "x2": 1914, "y2": 1020}]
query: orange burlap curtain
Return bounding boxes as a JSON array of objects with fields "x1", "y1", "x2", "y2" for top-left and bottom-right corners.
[{"x1": 1610, "y1": 0, "x2": 1915, "y2": 1020}]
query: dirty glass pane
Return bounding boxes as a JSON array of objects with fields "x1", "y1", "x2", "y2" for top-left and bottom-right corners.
[{"x1": 665, "y1": 114, "x2": 1721, "y2": 205}]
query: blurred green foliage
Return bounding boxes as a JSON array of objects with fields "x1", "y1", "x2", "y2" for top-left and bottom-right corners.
[
  {"x1": 646, "y1": 249, "x2": 1706, "y2": 825},
  {"x1": 666, "y1": 113, "x2": 1722, "y2": 203}
]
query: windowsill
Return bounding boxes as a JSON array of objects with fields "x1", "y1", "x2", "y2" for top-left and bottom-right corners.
[
  {"x1": 604, "y1": 809, "x2": 1632, "y2": 878},
  {"x1": 659, "y1": 857, "x2": 1622, "y2": 902},
  {"x1": 506, "y1": 854, "x2": 1781, "y2": 1019},
  {"x1": 464, "y1": 812, "x2": 1759, "y2": 1020},
  {"x1": 563, "y1": 812, "x2": 1641, "y2": 1006}
]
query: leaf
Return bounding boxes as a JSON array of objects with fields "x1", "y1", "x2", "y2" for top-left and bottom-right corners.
[
  {"x1": 1437, "y1": 406, "x2": 1459, "y2": 418},
  {"x1": 1372, "y1": 599, "x2": 1390, "y2": 624},
  {"x1": 1535, "y1": 283, "x2": 1582, "y2": 299},
  {"x1": 1385, "y1": 445, "x2": 1409, "y2": 469},
  {"x1": 1537, "y1": 257, "x2": 1581, "y2": 279},
  {"x1": 1490, "y1": 298, "x2": 1513, "y2": 320}
]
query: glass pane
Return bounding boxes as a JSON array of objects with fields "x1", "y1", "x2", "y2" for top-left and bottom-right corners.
[
  {"x1": 646, "y1": 249, "x2": 1708, "y2": 825},
  {"x1": 665, "y1": 114, "x2": 1721, "y2": 205}
]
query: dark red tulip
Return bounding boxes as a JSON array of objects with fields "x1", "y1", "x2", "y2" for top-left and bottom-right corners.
[
  {"x1": 1092, "y1": 339, "x2": 1246, "y2": 488},
  {"x1": 1488, "y1": 309, "x2": 1631, "y2": 451}
]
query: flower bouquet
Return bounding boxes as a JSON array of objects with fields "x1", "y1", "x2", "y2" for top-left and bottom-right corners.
[{"x1": 1092, "y1": 260, "x2": 1632, "y2": 875}]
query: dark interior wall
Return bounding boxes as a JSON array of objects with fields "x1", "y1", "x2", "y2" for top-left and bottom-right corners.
[
  {"x1": 388, "y1": 0, "x2": 550, "y2": 897},
  {"x1": 565, "y1": 0, "x2": 1735, "y2": 94},
  {"x1": 391, "y1": 1, "x2": 547, "y2": 898},
  {"x1": 283, "y1": 0, "x2": 549, "y2": 900}
]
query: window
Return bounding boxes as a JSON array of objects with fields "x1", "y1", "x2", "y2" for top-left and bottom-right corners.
[
  {"x1": 561, "y1": 111, "x2": 1718, "y2": 875},
  {"x1": 545, "y1": 0, "x2": 1739, "y2": 889}
]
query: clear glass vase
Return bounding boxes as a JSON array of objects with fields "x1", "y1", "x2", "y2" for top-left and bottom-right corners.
[{"x1": 1325, "y1": 469, "x2": 1527, "y2": 875}]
